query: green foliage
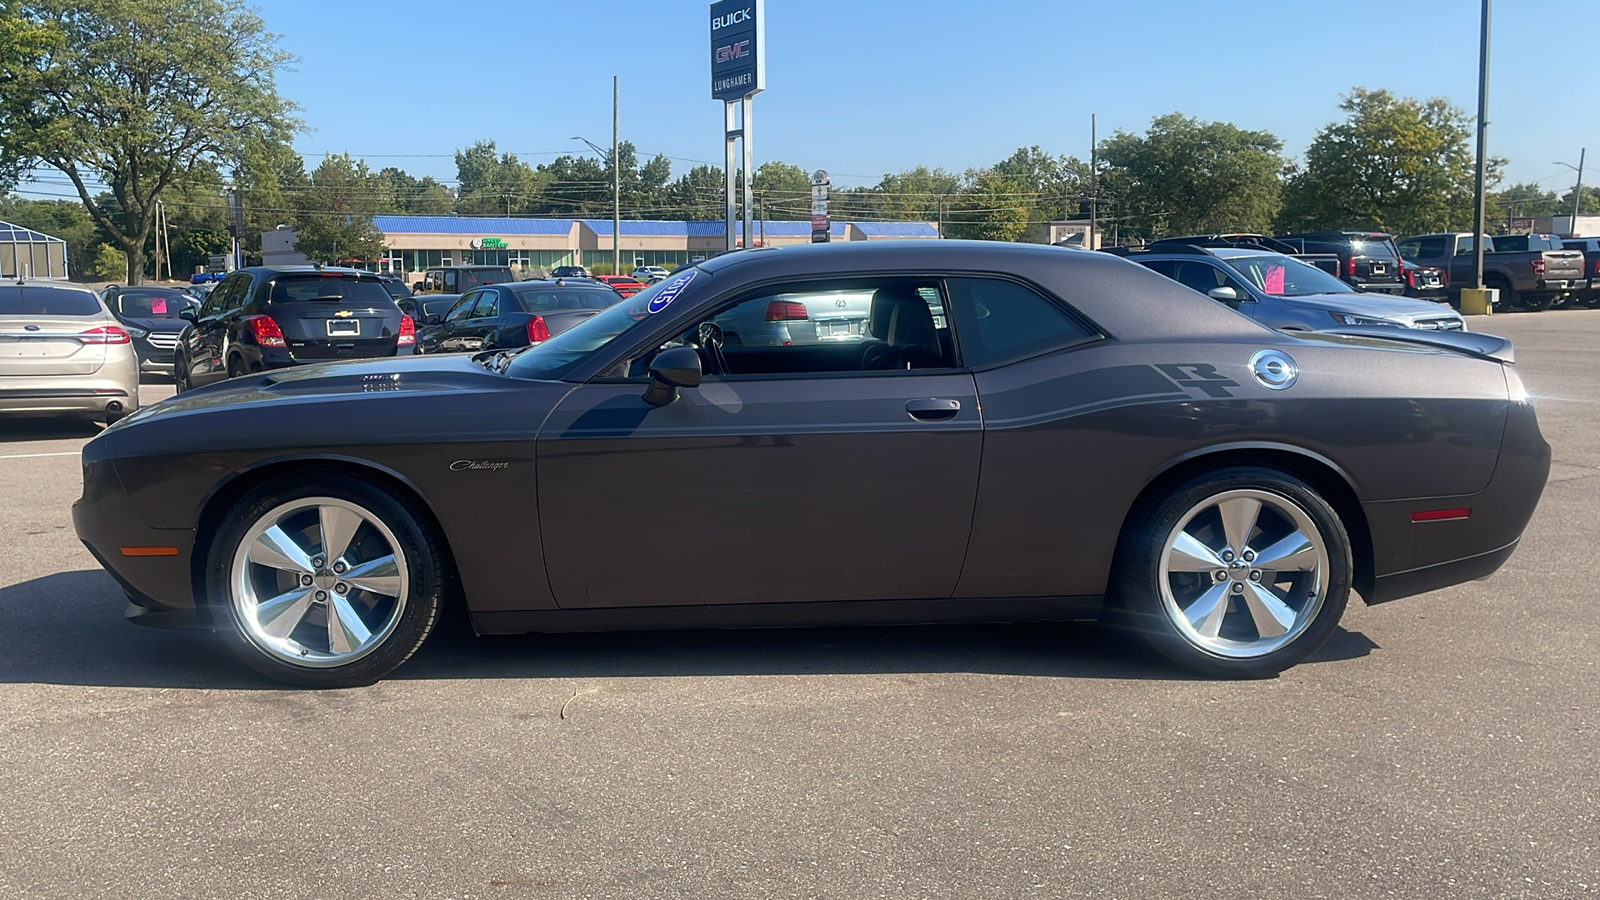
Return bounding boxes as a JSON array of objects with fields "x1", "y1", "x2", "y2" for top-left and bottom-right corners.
[
  {"x1": 878, "y1": 166, "x2": 962, "y2": 222},
  {"x1": 992, "y1": 147, "x2": 1090, "y2": 223},
  {"x1": 1557, "y1": 184, "x2": 1600, "y2": 217},
  {"x1": 1279, "y1": 88, "x2": 1499, "y2": 236},
  {"x1": 1493, "y1": 182, "x2": 1559, "y2": 219},
  {"x1": 1098, "y1": 114, "x2": 1286, "y2": 240},
  {"x1": 290, "y1": 154, "x2": 386, "y2": 264},
  {"x1": 944, "y1": 171, "x2": 1032, "y2": 242},
  {"x1": 455, "y1": 141, "x2": 540, "y2": 216},
  {"x1": 87, "y1": 243, "x2": 127, "y2": 280},
  {"x1": 0, "y1": 0, "x2": 299, "y2": 283},
  {"x1": 665, "y1": 165, "x2": 727, "y2": 221}
]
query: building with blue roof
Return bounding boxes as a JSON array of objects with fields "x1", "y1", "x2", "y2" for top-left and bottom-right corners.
[{"x1": 262, "y1": 214, "x2": 940, "y2": 278}]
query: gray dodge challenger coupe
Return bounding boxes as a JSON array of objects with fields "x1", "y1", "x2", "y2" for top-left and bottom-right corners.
[{"x1": 73, "y1": 241, "x2": 1550, "y2": 687}]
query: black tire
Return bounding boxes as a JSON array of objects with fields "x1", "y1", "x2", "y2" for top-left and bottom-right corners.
[
  {"x1": 226, "y1": 355, "x2": 245, "y2": 379},
  {"x1": 204, "y1": 473, "x2": 446, "y2": 687},
  {"x1": 1110, "y1": 466, "x2": 1353, "y2": 678},
  {"x1": 173, "y1": 355, "x2": 189, "y2": 393},
  {"x1": 1520, "y1": 292, "x2": 1557, "y2": 312}
]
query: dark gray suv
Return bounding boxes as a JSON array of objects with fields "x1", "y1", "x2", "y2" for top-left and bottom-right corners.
[{"x1": 1108, "y1": 245, "x2": 1466, "y2": 332}]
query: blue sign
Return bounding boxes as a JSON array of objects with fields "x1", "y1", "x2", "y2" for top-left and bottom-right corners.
[
  {"x1": 648, "y1": 270, "x2": 697, "y2": 314},
  {"x1": 710, "y1": 0, "x2": 764, "y2": 102}
]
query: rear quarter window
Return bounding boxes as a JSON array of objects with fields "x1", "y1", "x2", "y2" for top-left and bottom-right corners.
[
  {"x1": 945, "y1": 277, "x2": 1098, "y2": 368},
  {"x1": 0, "y1": 286, "x2": 102, "y2": 316}
]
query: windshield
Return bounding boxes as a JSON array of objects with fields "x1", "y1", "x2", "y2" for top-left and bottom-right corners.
[
  {"x1": 461, "y1": 268, "x2": 514, "y2": 290},
  {"x1": 116, "y1": 289, "x2": 193, "y2": 318},
  {"x1": 1222, "y1": 254, "x2": 1355, "y2": 297},
  {"x1": 1350, "y1": 237, "x2": 1398, "y2": 259},
  {"x1": 505, "y1": 268, "x2": 702, "y2": 380},
  {"x1": 511, "y1": 286, "x2": 618, "y2": 312},
  {"x1": 270, "y1": 275, "x2": 394, "y2": 306}
]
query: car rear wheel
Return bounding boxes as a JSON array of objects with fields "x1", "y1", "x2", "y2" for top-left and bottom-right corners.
[
  {"x1": 1112, "y1": 466, "x2": 1352, "y2": 678},
  {"x1": 1520, "y1": 292, "x2": 1557, "y2": 312},
  {"x1": 205, "y1": 474, "x2": 445, "y2": 687}
]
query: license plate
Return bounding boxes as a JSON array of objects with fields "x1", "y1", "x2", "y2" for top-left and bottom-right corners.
[
  {"x1": 817, "y1": 318, "x2": 864, "y2": 337},
  {"x1": 327, "y1": 319, "x2": 360, "y2": 337},
  {"x1": 1370, "y1": 263, "x2": 1387, "y2": 275}
]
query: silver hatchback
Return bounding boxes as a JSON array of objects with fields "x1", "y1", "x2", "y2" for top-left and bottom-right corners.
[{"x1": 0, "y1": 281, "x2": 140, "y2": 423}]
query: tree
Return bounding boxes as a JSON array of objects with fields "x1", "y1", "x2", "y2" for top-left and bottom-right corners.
[
  {"x1": 1279, "y1": 88, "x2": 1499, "y2": 236},
  {"x1": 1097, "y1": 114, "x2": 1286, "y2": 240},
  {"x1": 1492, "y1": 182, "x2": 1559, "y2": 220},
  {"x1": 878, "y1": 166, "x2": 962, "y2": 223},
  {"x1": 664, "y1": 165, "x2": 726, "y2": 221},
  {"x1": 1557, "y1": 185, "x2": 1600, "y2": 218},
  {"x1": 291, "y1": 154, "x2": 386, "y2": 265},
  {"x1": 87, "y1": 243, "x2": 127, "y2": 280},
  {"x1": 750, "y1": 161, "x2": 811, "y2": 220},
  {"x1": 455, "y1": 141, "x2": 539, "y2": 216},
  {"x1": 991, "y1": 147, "x2": 1090, "y2": 223},
  {"x1": 0, "y1": 0, "x2": 298, "y2": 283},
  {"x1": 944, "y1": 171, "x2": 1032, "y2": 242},
  {"x1": 376, "y1": 167, "x2": 455, "y2": 216}
]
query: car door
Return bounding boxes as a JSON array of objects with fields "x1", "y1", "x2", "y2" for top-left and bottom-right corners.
[
  {"x1": 433, "y1": 290, "x2": 479, "y2": 352},
  {"x1": 455, "y1": 287, "x2": 502, "y2": 351},
  {"x1": 535, "y1": 277, "x2": 983, "y2": 609},
  {"x1": 185, "y1": 273, "x2": 245, "y2": 386}
]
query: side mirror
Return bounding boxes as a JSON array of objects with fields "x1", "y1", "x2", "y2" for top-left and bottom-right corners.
[
  {"x1": 179, "y1": 306, "x2": 197, "y2": 321},
  {"x1": 1207, "y1": 286, "x2": 1241, "y2": 306},
  {"x1": 643, "y1": 346, "x2": 703, "y2": 407},
  {"x1": 425, "y1": 314, "x2": 442, "y2": 326}
]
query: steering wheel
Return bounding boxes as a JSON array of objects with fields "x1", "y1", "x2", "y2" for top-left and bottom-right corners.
[{"x1": 696, "y1": 321, "x2": 730, "y2": 375}]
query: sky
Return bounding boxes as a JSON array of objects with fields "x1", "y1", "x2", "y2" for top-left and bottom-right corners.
[{"x1": 30, "y1": 0, "x2": 1600, "y2": 200}]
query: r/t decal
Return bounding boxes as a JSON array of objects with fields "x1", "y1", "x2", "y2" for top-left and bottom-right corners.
[{"x1": 1156, "y1": 363, "x2": 1239, "y2": 398}]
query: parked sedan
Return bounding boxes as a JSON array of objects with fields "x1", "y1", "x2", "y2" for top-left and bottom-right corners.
[
  {"x1": 101, "y1": 285, "x2": 198, "y2": 375},
  {"x1": 395, "y1": 294, "x2": 461, "y2": 329},
  {"x1": 1112, "y1": 246, "x2": 1467, "y2": 331},
  {"x1": 415, "y1": 281, "x2": 620, "y2": 354},
  {"x1": 593, "y1": 275, "x2": 648, "y2": 297},
  {"x1": 75, "y1": 241, "x2": 1547, "y2": 687},
  {"x1": 1, "y1": 281, "x2": 139, "y2": 423}
]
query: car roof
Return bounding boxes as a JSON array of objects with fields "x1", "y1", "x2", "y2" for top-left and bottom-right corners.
[
  {"x1": 249, "y1": 265, "x2": 380, "y2": 278},
  {"x1": 3, "y1": 280, "x2": 99, "y2": 296},
  {"x1": 499, "y1": 279, "x2": 613, "y2": 289}
]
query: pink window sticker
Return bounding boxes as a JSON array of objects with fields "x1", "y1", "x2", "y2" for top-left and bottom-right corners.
[
  {"x1": 151, "y1": 298, "x2": 167, "y2": 314},
  {"x1": 1263, "y1": 265, "x2": 1285, "y2": 295}
]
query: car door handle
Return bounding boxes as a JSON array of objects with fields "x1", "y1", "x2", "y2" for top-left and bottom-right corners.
[{"x1": 906, "y1": 398, "x2": 961, "y2": 421}]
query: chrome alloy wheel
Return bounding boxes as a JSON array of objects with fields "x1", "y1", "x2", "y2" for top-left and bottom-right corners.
[
  {"x1": 1157, "y1": 488, "x2": 1330, "y2": 658},
  {"x1": 229, "y1": 497, "x2": 410, "y2": 668}
]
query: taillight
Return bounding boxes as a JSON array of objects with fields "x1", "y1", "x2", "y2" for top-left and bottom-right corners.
[
  {"x1": 246, "y1": 315, "x2": 286, "y2": 348},
  {"x1": 1531, "y1": 258, "x2": 1546, "y2": 276},
  {"x1": 526, "y1": 315, "x2": 550, "y2": 343},
  {"x1": 764, "y1": 300, "x2": 808, "y2": 322},
  {"x1": 1405, "y1": 268, "x2": 1417, "y2": 288},
  {"x1": 1345, "y1": 256, "x2": 1357, "y2": 277},
  {"x1": 78, "y1": 326, "x2": 131, "y2": 344},
  {"x1": 1592, "y1": 257, "x2": 1599, "y2": 275},
  {"x1": 397, "y1": 315, "x2": 415, "y2": 346}
]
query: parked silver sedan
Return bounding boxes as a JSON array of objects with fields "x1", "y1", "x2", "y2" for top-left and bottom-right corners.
[
  {"x1": 1115, "y1": 246, "x2": 1467, "y2": 332},
  {"x1": 0, "y1": 281, "x2": 140, "y2": 423}
]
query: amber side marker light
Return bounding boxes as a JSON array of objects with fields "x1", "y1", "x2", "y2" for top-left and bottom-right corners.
[
  {"x1": 120, "y1": 547, "x2": 179, "y2": 557},
  {"x1": 1411, "y1": 508, "x2": 1472, "y2": 523}
]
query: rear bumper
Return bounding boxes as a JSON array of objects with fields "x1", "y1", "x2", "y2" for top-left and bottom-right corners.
[
  {"x1": 0, "y1": 384, "x2": 136, "y2": 417},
  {"x1": 1361, "y1": 398, "x2": 1549, "y2": 604}
]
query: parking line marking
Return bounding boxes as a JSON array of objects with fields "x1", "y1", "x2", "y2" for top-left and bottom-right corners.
[{"x1": 0, "y1": 451, "x2": 80, "y2": 460}]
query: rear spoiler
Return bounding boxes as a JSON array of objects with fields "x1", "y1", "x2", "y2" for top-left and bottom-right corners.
[{"x1": 1323, "y1": 325, "x2": 1514, "y2": 364}]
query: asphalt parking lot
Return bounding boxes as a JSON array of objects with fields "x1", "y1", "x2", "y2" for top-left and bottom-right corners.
[{"x1": 1, "y1": 313, "x2": 1596, "y2": 899}]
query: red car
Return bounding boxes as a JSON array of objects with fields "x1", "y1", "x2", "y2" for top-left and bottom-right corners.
[{"x1": 593, "y1": 275, "x2": 647, "y2": 297}]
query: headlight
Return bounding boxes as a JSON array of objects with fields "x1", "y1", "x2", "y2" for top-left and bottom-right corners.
[
  {"x1": 1328, "y1": 312, "x2": 1392, "y2": 326},
  {"x1": 124, "y1": 326, "x2": 149, "y2": 338}
]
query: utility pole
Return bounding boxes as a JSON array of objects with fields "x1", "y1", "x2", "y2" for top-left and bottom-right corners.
[
  {"x1": 1088, "y1": 113, "x2": 1097, "y2": 250},
  {"x1": 1472, "y1": 0, "x2": 1491, "y2": 290},
  {"x1": 612, "y1": 74, "x2": 620, "y2": 276},
  {"x1": 1570, "y1": 148, "x2": 1586, "y2": 230}
]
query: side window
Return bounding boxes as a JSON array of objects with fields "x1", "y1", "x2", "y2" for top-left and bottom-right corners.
[
  {"x1": 203, "y1": 276, "x2": 241, "y2": 316},
  {"x1": 642, "y1": 281, "x2": 955, "y2": 378},
  {"x1": 945, "y1": 277, "x2": 1097, "y2": 368},
  {"x1": 444, "y1": 291, "x2": 478, "y2": 322},
  {"x1": 468, "y1": 289, "x2": 500, "y2": 319},
  {"x1": 442, "y1": 271, "x2": 459, "y2": 293}
]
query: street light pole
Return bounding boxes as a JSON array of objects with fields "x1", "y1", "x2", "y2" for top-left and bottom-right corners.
[
  {"x1": 612, "y1": 75, "x2": 620, "y2": 276},
  {"x1": 1561, "y1": 149, "x2": 1586, "y2": 231}
]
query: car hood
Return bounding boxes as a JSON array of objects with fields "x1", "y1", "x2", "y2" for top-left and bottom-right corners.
[
  {"x1": 104, "y1": 353, "x2": 516, "y2": 433},
  {"x1": 1279, "y1": 291, "x2": 1458, "y2": 322}
]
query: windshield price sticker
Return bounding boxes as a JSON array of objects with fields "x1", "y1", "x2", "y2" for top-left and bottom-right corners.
[{"x1": 647, "y1": 271, "x2": 697, "y2": 314}]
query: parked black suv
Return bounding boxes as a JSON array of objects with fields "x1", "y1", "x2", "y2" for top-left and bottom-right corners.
[
  {"x1": 174, "y1": 266, "x2": 413, "y2": 392},
  {"x1": 1275, "y1": 232, "x2": 1406, "y2": 294},
  {"x1": 101, "y1": 285, "x2": 199, "y2": 376}
]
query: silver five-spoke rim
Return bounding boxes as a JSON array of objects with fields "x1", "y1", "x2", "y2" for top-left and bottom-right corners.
[
  {"x1": 1159, "y1": 488, "x2": 1329, "y2": 659},
  {"x1": 230, "y1": 497, "x2": 410, "y2": 668}
]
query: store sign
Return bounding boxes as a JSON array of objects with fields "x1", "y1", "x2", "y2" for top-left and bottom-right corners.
[
  {"x1": 470, "y1": 237, "x2": 507, "y2": 250},
  {"x1": 810, "y1": 170, "x2": 830, "y2": 243},
  {"x1": 710, "y1": 0, "x2": 764, "y2": 101}
]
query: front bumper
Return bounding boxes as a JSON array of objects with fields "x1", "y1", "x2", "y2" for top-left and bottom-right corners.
[{"x1": 72, "y1": 450, "x2": 200, "y2": 617}]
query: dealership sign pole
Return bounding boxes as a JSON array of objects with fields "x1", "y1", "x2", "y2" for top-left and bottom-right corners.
[{"x1": 711, "y1": 0, "x2": 764, "y2": 253}]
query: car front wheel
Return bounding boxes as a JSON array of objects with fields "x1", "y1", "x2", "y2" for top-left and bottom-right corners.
[
  {"x1": 205, "y1": 473, "x2": 445, "y2": 687},
  {"x1": 1113, "y1": 466, "x2": 1352, "y2": 678}
]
